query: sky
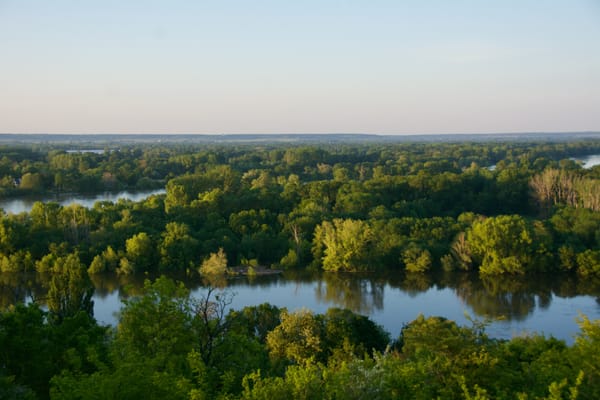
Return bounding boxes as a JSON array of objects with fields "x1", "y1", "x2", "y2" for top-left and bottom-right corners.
[{"x1": 1, "y1": 0, "x2": 599, "y2": 135}]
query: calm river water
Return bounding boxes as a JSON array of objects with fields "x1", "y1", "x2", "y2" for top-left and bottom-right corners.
[
  {"x1": 0, "y1": 189, "x2": 166, "y2": 214},
  {"x1": 2, "y1": 271, "x2": 599, "y2": 344},
  {"x1": 574, "y1": 154, "x2": 600, "y2": 169}
]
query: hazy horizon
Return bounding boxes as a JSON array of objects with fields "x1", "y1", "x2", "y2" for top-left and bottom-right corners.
[
  {"x1": 2, "y1": 1, "x2": 599, "y2": 135},
  {"x1": 2, "y1": 131, "x2": 600, "y2": 136},
  {"x1": 2, "y1": 131, "x2": 600, "y2": 139}
]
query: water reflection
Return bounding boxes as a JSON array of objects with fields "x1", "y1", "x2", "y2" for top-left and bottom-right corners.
[
  {"x1": 398, "y1": 272, "x2": 433, "y2": 295},
  {"x1": 201, "y1": 274, "x2": 229, "y2": 289},
  {"x1": 0, "y1": 189, "x2": 166, "y2": 215},
  {"x1": 315, "y1": 273, "x2": 384, "y2": 313},
  {"x1": 2, "y1": 270, "x2": 600, "y2": 342},
  {"x1": 448, "y1": 273, "x2": 576, "y2": 321},
  {"x1": 459, "y1": 278, "x2": 536, "y2": 321},
  {"x1": 89, "y1": 272, "x2": 152, "y2": 299},
  {"x1": 3, "y1": 270, "x2": 600, "y2": 321},
  {"x1": 0, "y1": 273, "x2": 47, "y2": 308}
]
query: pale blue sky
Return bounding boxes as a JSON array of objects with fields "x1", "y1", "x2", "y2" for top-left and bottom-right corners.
[{"x1": 1, "y1": 0, "x2": 599, "y2": 134}]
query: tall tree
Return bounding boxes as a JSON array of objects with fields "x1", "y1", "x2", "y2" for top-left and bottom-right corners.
[
  {"x1": 313, "y1": 218, "x2": 374, "y2": 272},
  {"x1": 467, "y1": 215, "x2": 535, "y2": 275}
]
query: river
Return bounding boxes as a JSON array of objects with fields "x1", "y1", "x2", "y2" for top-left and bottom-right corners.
[
  {"x1": 573, "y1": 154, "x2": 600, "y2": 169},
  {"x1": 2, "y1": 270, "x2": 599, "y2": 344},
  {"x1": 0, "y1": 189, "x2": 166, "y2": 214}
]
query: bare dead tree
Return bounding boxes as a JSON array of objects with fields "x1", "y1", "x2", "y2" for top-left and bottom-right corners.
[
  {"x1": 529, "y1": 168, "x2": 600, "y2": 214},
  {"x1": 194, "y1": 286, "x2": 235, "y2": 365}
]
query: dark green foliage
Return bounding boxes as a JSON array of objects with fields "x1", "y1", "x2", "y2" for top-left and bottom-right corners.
[
  {"x1": 1, "y1": 140, "x2": 600, "y2": 276},
  {"x1": 46, "y1": 252, "x2": 94, "y2": 322},
  {"x1": 265, "y1": 307, "x2": 389, "y2": 367},
  {"x1": 322, "y1": 307, "x2": 390, "y2": 357},
  {"x1": 0, "y1": 304, "x2": 53, "y2": 397},
  {"x1": 115, "y1": 277, "x2": 196, "y2": 371},
  {"x1": 227, "y1": 303, "x2": 283, "y2": 343},
  {"x1": 2, "y1": 140, "x2": 600, "y2": 397},
  {"x1": 0, "y1": 303, "x2": 108, "y2": 400}
]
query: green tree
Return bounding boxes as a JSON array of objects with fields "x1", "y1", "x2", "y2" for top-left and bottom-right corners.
[
  {"x1": 199, "y1": 248, "x2": 228, "y2": 276},
  {"x1": 266, "y1": 309, "x2": 324, "y2": 366},
  {"x1": 1, "y1": 301, "x2": 107, "y2": 400},
  {"x1": 125, "y1": 232, "x2": 156, "y2": 272},
  {"x1": 450, "y1": 231, "x2": 473, "y2": 271},
  {"x1": 47, "y1": 252, "x2": 94, "y2": 322},
  {"x1": 165, "y1": 183, "x2": 189, "y2": 213},
  {"x1": 0, "y1": 304, "x2": 53, "y2": 397},
  {"x1": 322, "y1": 308, "x2": 389, "y2": 360},
  {"x1": 116, "y1": 277, "x2": 196, "y2": 372},
  {"x1": 241, "y1": 364, "x2": 325, "y2": 400},
  {"x1": 19, "y1": 172, "x2": 44, "y2": 192},
  {"x1": 402, "y1": 244, "x2": 433, "y2": 273},
  {"x1": 88, "y1": 245, "x2": 120, "y2": 274},
  {"x1": 576, "y1": 249, "x2": 600, "y2": 277},
  {"x1": 227, "y1": 303, "x2": 283, "y2": 343},
  {"x1": 571, "y1": 315, "x2": 600, "y2": 399},
  {"x1": 467, "y1": 215, "x2": 534, "y2": 275},
  {"x1": 159, "y1": 222, "x2": 199, "y2": 271},
  {"x1": 58, "y1": 204, "x2": 91, "y2": 245},
  {"x1": 30, "y1": 201, "x2": 61, "y2": 230},
  {"x1": 398, "y1": 314, "x2": 498, "y2": 398},
  {"x1": 0, "y1": 250, "x2": 34, "y2": 273},
  {"x1": 313, "y1": 218, "x2": 374, "y2": 272}
]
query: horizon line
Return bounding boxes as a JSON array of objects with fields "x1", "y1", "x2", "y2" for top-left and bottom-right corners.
[{"x1": 2, "y1": 131, "x2": 600, "y2": 136}]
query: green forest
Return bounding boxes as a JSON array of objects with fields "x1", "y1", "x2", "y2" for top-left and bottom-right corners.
[{"x1": 1, "y1": 138, "x2": 600, "y2": 398}]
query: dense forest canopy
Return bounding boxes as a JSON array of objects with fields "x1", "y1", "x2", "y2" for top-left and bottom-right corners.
[
  {"x1": 0, "y1": 137, "x2": 599, "y2": 276},
  {"x1": 1, "y1": 136, "x2": 600, "y2": 398}
]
